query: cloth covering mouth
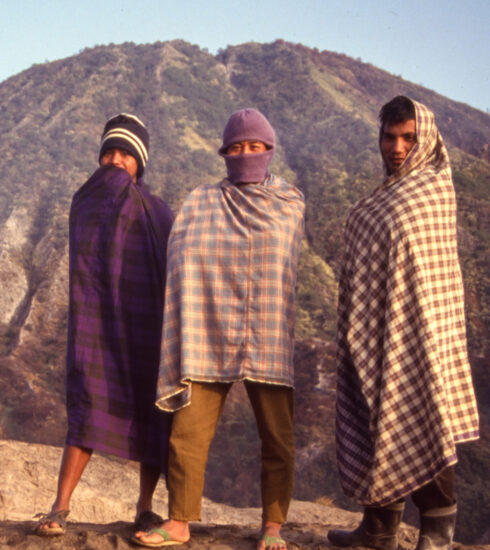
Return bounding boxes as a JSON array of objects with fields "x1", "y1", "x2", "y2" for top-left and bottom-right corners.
[{"x1": 220, "y1": 148, "x2": 274, "y2": 184}]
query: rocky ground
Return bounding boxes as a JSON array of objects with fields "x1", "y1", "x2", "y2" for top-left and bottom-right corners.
[
  {"x1": 0, "y1": 440, "x2": 487, "y2": 550},
  {"x1": 0, "y1": 520, "x2": 406, "y2": 550},
  {"x1": 2, "y1": 518, "x2": 487, "y2": 549}
]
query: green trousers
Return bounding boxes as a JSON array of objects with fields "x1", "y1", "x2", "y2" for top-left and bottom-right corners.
[{"x1": 167, "y1": 380, "x2": 295, "y2": 523}]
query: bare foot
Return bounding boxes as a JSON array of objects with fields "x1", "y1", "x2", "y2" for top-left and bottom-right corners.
[
  {"x1": 257, "y1": 521, "x2": 287, "y2": 550},
  {"x1": 133, "y1": 518, "x2": 190, "y2": 545}
]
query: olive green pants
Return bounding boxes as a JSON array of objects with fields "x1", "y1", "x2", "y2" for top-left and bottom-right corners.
[{"x1": 167, "y1": 380, "x2": 295, "y2": 523}]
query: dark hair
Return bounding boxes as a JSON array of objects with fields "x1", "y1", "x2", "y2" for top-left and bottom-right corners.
[{"x1": 379, "y1": 96, "x2": 415, "y2": 128}]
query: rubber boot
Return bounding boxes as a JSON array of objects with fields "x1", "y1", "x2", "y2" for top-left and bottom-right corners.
[
  {"x1": 415, "y1": 503, "x2": 457, "y2": 550},
  {"x1": 327, "y1": 500, "x2": 405, "y2": 550}
]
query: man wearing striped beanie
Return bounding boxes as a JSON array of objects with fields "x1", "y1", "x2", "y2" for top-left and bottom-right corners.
[
  {"x1": 34, "y1": 113, "x2": 174, "y2": 537},
  {"x1": 99, "y1": 113, "x2": 149, "y2": 181}
]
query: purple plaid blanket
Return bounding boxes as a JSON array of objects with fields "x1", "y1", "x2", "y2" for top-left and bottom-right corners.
[
  {"x1": 335, "y1": 100, "x2": 479, "y2": 505},
  {"x1": 66, "y1": 165, "x2": 173, "y2": 468}
]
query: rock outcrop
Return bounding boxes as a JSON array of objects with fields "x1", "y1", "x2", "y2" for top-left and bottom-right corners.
[{"x1": 1, "y1": 440, "x2": 487, "y2": 549}]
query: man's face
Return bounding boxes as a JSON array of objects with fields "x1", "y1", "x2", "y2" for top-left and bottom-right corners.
[
  {"x1": 100, "y1": 148, "x2": 138, "y2": 183},
  {"x1": 380, "y1": 119, "x2": 416, "y2": 175},
  {"x1": 226, "y1": 140, "x2": 268, "y2": 155}
]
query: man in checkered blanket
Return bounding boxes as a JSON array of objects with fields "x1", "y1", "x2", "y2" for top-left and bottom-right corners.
[
  {"x1": 328, "y1": 96, "x2": 479, "y2": 550},
  {"x1": 134, "y1": 109, "x2": 304, "y2": 550}
]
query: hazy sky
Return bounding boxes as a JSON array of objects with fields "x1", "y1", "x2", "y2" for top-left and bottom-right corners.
[{"x1": 2, "y1": 0, "x2": 489, "y2": 112}]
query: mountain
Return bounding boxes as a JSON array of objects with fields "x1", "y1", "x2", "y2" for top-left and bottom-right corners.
[{"x1": 0, "y1": 40, "x2": 488, "y2": 544}]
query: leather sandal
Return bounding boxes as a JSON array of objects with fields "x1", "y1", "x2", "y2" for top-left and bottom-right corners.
[{"x1": 33, "y1": 509, "x2": 70, "y2": 536}]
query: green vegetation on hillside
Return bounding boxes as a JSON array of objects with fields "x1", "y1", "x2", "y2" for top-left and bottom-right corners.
[{"x1": 0, "y1": 39, "x2": 488, "y2": 543}]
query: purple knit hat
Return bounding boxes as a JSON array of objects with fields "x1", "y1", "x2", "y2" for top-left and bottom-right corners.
[{"x1": 219, "y1": 108, "x2": 275, "y2": 184}]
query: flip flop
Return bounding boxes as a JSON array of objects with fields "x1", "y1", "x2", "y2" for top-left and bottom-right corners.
[
  {"x1": 33, "y1": 509, "x2": 69, "y2": 536},
  {"x1": 260, "y1": 533, "x2": 287, "y2": 549},
  {"x1": 131, "y1": 526, "x2": 185, "y2": 547}
]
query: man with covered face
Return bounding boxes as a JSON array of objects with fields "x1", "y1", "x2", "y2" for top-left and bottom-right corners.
[
  {"x1": 328, "y1": 96, "x2": 479, "y2": 550},
  {"x1": 134, "y1": 108, "x2": 305, "y2": 549}
]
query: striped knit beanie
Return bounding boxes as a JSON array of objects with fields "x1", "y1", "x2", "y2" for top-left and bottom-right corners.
[{"x1": 99, "y1": 113, "x2": 149, "y2": 177}]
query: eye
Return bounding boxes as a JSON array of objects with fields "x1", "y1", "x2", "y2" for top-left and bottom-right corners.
[
  {"x1": 227, "y1": 144, "x2": 242, "y2": 154},
  {"x1": 250, "y1": 142, "x2": 266, "y2": 152}
]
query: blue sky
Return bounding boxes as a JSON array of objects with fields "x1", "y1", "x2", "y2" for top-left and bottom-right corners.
[{"x1": 3, "y1": 0, "x2": 489, "y2": 112}]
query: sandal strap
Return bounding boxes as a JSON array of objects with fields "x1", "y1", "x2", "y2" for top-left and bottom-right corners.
[
  {"x1": 261, "y1": 533, "x2": 287, "y2": 548},
  {"x1": 145, "y1": 527, "x2": 172, "y2": 540},
  {"x1": 34, "y1": 509, "x2": 69, "y2": 528}
]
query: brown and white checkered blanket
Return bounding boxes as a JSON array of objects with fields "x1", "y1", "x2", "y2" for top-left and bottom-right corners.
[
  {"x1": 156, "y1": 175, "x2": 305, "y2": 412},
  {"x1": 335, "y1": 99, "x2": 479, "y2": 505}
]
